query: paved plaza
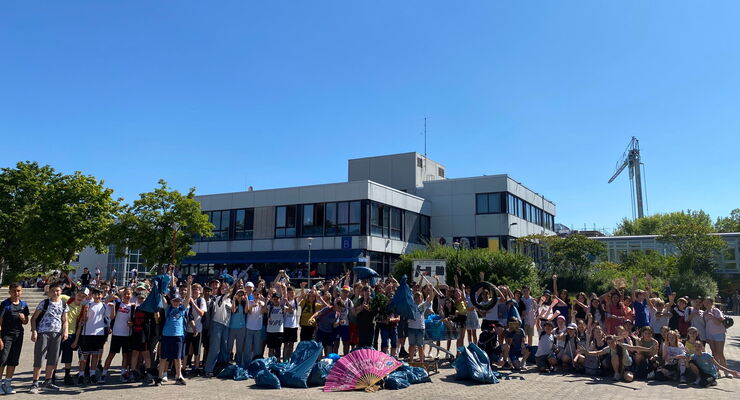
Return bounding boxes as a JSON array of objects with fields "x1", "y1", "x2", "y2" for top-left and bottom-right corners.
[{"x1": 4, "y1": 322, "x2": 738, "y2": 399}]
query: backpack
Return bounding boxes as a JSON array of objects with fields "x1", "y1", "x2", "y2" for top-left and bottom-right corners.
[
  {"x1": 1, "y1": 299, "x2": 27, "y2": 322},
  {"x1": 35, "y1": 299, "x2": 67, "y2": 328}
]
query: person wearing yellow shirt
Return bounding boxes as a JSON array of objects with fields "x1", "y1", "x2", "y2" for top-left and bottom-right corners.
[{"x1": 60, "y1": 290, "x2": 86, "y2": 385}]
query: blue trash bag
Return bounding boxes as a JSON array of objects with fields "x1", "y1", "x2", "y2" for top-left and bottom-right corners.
[
  {"x1": 308, "y1": 359, "x2": 334, "y2": 387},
  {"x1": 139, "y1": 274, "x2": 171, "y2": 313},
  {"x1": 394, "y1": 364, "x2": 431, "y2": 384},
  {"x1": 217, "y1": 364, "x2": 238, "y2": 380},
  {"x1": 247, "y1": 357, "x2": 277, "y2": 378},
  {"x1": 425, "y1": 319, "x2": 445, "y2": 341},
  {"x1": 390, "y1": 276, "x2": 416, "y2": 320},
  {"x1": 326, "y1": 353, "x2": 341, "y2": 361},
  {"x1": 254, "y1": 369, "x2": 281, "y2": 389},
  {"x1": 353, "y1": 266, "x2": 379, "y2": 280},
  {"x1": 384, "y1": 371, "x2": 411, "y2": 390},
  {"x1": 270, "y1": 362, "x2": 289, "y2": 377},
  {"x1": 280, "y1": 340, "x2": 324, "y2": 388},
  {"x1": 453, "y1": 343, "x2": 499, "y2": 384},
  {"x1": 234, "y1": 366, "x2": 249, "y2": 381}
]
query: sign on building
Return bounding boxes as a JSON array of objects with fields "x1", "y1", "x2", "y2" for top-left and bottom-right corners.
[{"x1": 411, "y1": 259, "x2": 447, "y2": 284}]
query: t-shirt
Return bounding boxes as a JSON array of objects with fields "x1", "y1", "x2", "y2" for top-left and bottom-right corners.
[
  {"x1": 632, "y1": 300, "x2": 650, "y2": 328},
  {"x1": 83, "y1": 302, "x2": 111, "y2": 336},
  {"x1": 246, "y1": 300, "x2": 264, "y2": 331},
  {"x1": 210, "y1": 296, "x2": 232, "y2": 326},
  {"x1": 408, "y1": 302, "x2": 427, "y2": 330},
  {"x1": 316, "y1": 307, "x2": 338, "y2": 333},
  {"x1": 649, "y1": 307, "x2": 669, "y2": 333},
  {"x1": 339, "y1": 297, "x2": 353, "y2": 326},
  {"x1": 505, "y1": 328, "x2": 526, "y2": 352},
  {"x1": 704, "y1": 307, "x2": 725, "y2": 337},
  {"x1": 535, "y1": 333, "x2": 555, "y2": 356},
  {"x1": 0, "y1": 298, "x2": 30, "y2": 336},
  {"x1": 299, "y1": 300, "x2": 322, "y2": 327},
  {"x1": 80, "y1": 273, "x2": 91, "y2": 286},
  {"x1": 229, "y1": 303, "x2": 246, "y2": 329},
  {"x1": 266, "y1": 303, "x2": 285, "y2": 333},
  {"x1": 36, "y1": 299, "x2": 68, "y2": 334},
  {"x1": 521, "y1": 296, "x2": 537, "y2": 325},
  {"x1": 67, "y1": 302, "x2": 82, "y2": 335},
  {"x1": 283, "y1": 299, "x2": 299, "y2": 329},
  {"x1": 187, "y1": 297, "x2": 207, "y2": 333},
  {"x1": 162, "y1": 305, "x2": 186, "y2": 337},
  {"x1": 495, "y1": 302, "x2": 508, "y2": 324},
  {"x1": 111, "y1": 302, "x2": 133, "y2": 336},
  {"x1": 691, "y1": 352, "x2": 718, "y2": 378}
]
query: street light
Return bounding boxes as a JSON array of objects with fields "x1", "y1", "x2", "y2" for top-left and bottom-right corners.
[{"x1": 306, "y1": 237, "x2": 314, "y2": 290}]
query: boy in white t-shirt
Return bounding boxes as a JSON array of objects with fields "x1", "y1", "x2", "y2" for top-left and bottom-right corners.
[
  {"x1": 102, "y1": 288, "x2": 134, "y2": 383},
  {"x1": 76, "y1": 288, "x2": 113, "y2": 384}
]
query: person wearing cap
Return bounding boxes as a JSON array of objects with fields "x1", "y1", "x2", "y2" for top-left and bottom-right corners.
[
  {"x1": 552, "y1": 315, "x2": 568, "y2": 359},
  {"x1": 227, "y1": 287, "x2": 248, "y2": 366},
  {"x1": 282, "y1": 286, "x2": 300, "y2": 360},
  {"x1": 155, "y1": 275, "x2": 192, "y2": 386},
  {"x1": 77, "y1": 287, "x2": 113, "y2": 385},
  {"x1": 559, "y1": 322, "x2": 583, "y2": 370},
  {"x1": 334, "y1": 286, "x2": 354, "y2": 355},
  {"x1": 128, "y1": 288, "x2": 155, "y2": 384},
  {"x1": 101, "y1": 287, "x2": 135, "y2": 383},
  {"x1": 263, "y1": 283, "x2": 290, "y2": 361},
  {"x1": 499, "y1": 317, "x2": 530, "y2": 370}
]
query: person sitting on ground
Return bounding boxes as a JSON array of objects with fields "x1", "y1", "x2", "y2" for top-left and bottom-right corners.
[{"x1": 688, "y1": 340, "x2": 740, "y2": 387}]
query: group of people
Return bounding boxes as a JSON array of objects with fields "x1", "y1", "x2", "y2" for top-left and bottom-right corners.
[{"x1": 0, "y1": 266, "x2": 737, "y2": 395}]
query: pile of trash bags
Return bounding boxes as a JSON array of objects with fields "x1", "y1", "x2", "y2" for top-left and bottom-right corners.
[
  {"x1": 383, "y1": 363, "x2": 431, "y2": 390},
  {"x1": 453, "y1": 343, "x2": 500, "y2": 384},
  {"x1": 218, "y1": 340, "x2": 332, "y2": 389}
]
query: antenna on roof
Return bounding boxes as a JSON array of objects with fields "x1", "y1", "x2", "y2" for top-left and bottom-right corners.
[{"x1": 424, "y1": 117, "x2": 427, "y2": 179}]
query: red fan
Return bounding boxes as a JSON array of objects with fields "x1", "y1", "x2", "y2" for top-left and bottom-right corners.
[{"x1": 324, "y1": 349, "x2": 402, "y2": 392}]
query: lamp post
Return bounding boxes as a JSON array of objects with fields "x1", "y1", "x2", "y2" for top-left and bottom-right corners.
[{"x1": 307, "y1": 237, "x2": 314, "y2": 290}]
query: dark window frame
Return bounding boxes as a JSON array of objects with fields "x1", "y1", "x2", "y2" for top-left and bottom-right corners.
[{"x1": 234, "y1": 208, "x2": 254, "y2": 240}]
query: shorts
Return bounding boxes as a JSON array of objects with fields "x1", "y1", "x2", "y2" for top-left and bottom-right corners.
[
  {"x1": 80, "y1": 335, "x2": 107, "y2": 354},
  {"x1": 60, "y1": 333, "x2": 77, "y2": 364},
  {"x1": 299, "y1": 326, "x2": 315, "y2": 342},
  {"x1": 109, "y1": 335, "x2": 131, "y2": 354},
  {"x1": 283, "y1": 327, "x2": 298, "y2": 344},
  {"x1": 160, "y1": 336, "x2": 185, "y2": 360},
  {"x1": 481, "y1": 319, "x2": 496, "y2": 332},
  {"x1": 0, "y1": 334, "x2": 23, "y2": 367},
  {"x1": 465, "y1": 312, "x2": 480, "y2": 330},
  {"x1": 523, "y1": 324, "x2": 535, "y2": 337},
  {"x1": 335, "y1": 325, "x2": 350, "y2": 342},
  {"x1": 129, "y1": 333, "x2": 149, "y2": 352},
  {"x1": 408, "y1": 328, "x2": 424, "y2": 347},
  {"x1": 33, "y1": 332, "x2": 62, "y2": 368},
  {"x1": 185, "y1": 332, "x2": 202, "y2": 356},
  {"x1": 266, "y1": 332, "x2": 283, "y2": 349},
  {"x1": 348, "y1": 323, "x2": 359, "y2": 345},
  {"x1": 316, "y1": 330, "x2": 336, "y2": 347},
  {"x1": 705, "y1": 332, "x2": 726, "y2": 342},
  {"x1": 379, "y1": 324, "x2": 398, "y2": 349},
  {"x1": 397, "y1": 319, "x2": 409, "y2": 338},
  {"x1": 535, "y1": 354, "x2": 554, "y2": 370}
]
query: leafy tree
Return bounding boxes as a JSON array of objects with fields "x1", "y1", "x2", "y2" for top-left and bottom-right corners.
[
  {"x1": 619, "y1": 250, "x2": 678, "y2": 280},
  {"x1": 715, "y1": 208, "x2": 740, "y2": 233},
  {"x1": 110, "y1": 180, "x2": 213, "y2": 273},
  {"x1": 658, "y1": 221, "x2": 726, "y2": 275},
  {"x1": 540, "y1": 233, "x2": 606, "y2": 278},
  {"x1": 613, "y1": 210, "x2": 714, "y2": 236}
]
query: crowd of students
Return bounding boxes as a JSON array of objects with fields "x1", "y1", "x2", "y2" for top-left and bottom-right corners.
[{"x1": 0, "y1": 268, "x2": 736, "y2": 395}]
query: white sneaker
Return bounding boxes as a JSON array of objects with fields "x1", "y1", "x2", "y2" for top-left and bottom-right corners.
[{"x1": 161, "y1": 376, "x2": 168, "y2": 383}]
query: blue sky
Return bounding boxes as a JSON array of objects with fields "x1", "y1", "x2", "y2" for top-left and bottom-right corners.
[{"x1": 2, "y1": 1, "x2": 739, "y2": 232}]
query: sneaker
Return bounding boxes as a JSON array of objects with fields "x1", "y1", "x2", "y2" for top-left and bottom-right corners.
[
  {"x1": 204, "y1": 372, "x2": 214, "y2": 378},
  {"x1": 175, "y1": 378, "x2": 187, "y2": 386},
  {"x1": 680, "y1": 376, "x2": 687, "y2": 384},
  {"x1": 646, "y1": 371, "x2": 655, "y2": 380},
  {"x1": 29, "y1": 383, "x2": 40, "y2": 394},
  {"x1": 2, "y1": 381, "x2": 16, "y2": 394},
  {"x1": 161, "y1": 376, "x2": 168, "y2": 383},
  {"x1": 144, "y1": 373, "x2": 155, "y2": 385},
  {"x1": 153, "y1": 377, "x2": 162, "y2": 387},
  {"x1": 89, "y1": 375, "x2": 98, "y2": 384},
  {"x1": 693, "y1": 378, "x2": 701, "y2": 385},
  {"x1": 99, "y1": 375, "x2": 106, "y2": 384},
  {"x1": 77, "y1": 375, "x2": 85, "y2": 385},
  {"x1": 42, "y1": 381, "x2": 61, "y2": 391},
  {"x1": 64, "y1": 375, "x2": 75, "y2": 385}
]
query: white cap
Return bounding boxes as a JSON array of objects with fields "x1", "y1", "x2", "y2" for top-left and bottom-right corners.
[{"x1": 245, "y1": 282, "x2": 255, "y2": 288}]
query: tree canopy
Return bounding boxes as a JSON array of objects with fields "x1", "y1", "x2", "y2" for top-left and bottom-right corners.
[
  {"x1": 715, "y1": 208, "x2": 740, "y2": 233},
  {"x1": 613, "y1": 210, "x2": 714, "y2": 236}
]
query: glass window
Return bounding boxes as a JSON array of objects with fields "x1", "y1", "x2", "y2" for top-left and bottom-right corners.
[
  {"x1": 476, "y1": 193, "x2": 505, "y2": 214},
  {"x1": 476, "y1": 193, "x2": 488, "y2": 214},
  {"x1": 370, "y1": 202, "x2": 383, "y2": 237},
  {"x1": 325, "y1": 202, "x2": 337, "y2": 235},
  {"x1": 383, "y1": 206, "x2": 390, "y2": 238},
  {"x1": 275, "y1": 205, "x2": 297, "y2": 237},
  {"x1": 302, "y1": 203, "x2": 324, "y2": 236},
  {"x1": 234, "y1": 208, "x2": 254, "y2": 240},
  {"x1": 349, "y1": 201, "x2": 361, "y2": 224},
  {"x1": 205, "y1": 210, "x2": 231, "y2": 240},
  {"x1": 390, "y1": 208, "x2": 402, "y2": 240}
]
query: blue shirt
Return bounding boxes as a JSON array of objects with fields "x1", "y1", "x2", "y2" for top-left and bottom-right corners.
[
  {"x1": 632, "y1": 299, "x2": 650, "y2": 328},
  {"x1": 229, "y1": 303, "x2": 246, "y2": 329},
  {"x1": 162, "y1": 305, "x2": 186, "y2": 337},
  {"x1": 692, "y1": 353, "x2": 718, "y2": 378}
]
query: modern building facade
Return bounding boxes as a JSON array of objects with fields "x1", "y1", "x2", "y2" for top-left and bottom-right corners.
[
  {"x1": 181, "y1": 152, "x2": 556, "y2": 279},
  {"x1": 592, "y1": 232, "x2": 740, "y2": 275}
]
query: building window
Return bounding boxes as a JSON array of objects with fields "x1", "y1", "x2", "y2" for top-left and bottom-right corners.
[
  {"x1": 390, "y1": 208, "x2": 402, "y2": 240},
  {"x1": 349, "y1": 201, "x2": 361, "y2": 234},
  {"x1": 419, "y1": 215, "x2": 430, "y2": 242},
  {"x1": 417, "y1": 157, "x2": 423, "y2": 168},
  {"x1": 234, "y1": 208, "x2": 254, "y2": 240},
  {"x1": 438, "y1": 167, "x2": 445, "y2": 178},
  {"x1": 275, "y1": 205, "x2": 297, "y2": 238},
  {"x1": 206, "y1": 210, "x2": 231, "y2": 240},
  {"x1": 476, "y1": 192, "x2": 505, "y2": 214},
  {"x1": 323, "y1": 201, "x2": 361, "y2": 236},
  {"x1": 302, "y1": 203, "x2": 324, "y2": 236}
]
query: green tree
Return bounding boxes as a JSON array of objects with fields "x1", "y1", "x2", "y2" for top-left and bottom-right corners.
[
  {"x1": 658, "y1": 221, "x2": 726, "y2": 275},
  {"x1": 715, "y1": 208, "x2": 740, "y2": 233},
  {"x1": 542, "y1": 233, "x2": 606, "y2": 277},
  {"x1": 110, "y1": 180, "x2": 213, "y2": 272},
  {"x1": 620, "y1": 250, "x2": 678, "y2": 279},
  {"x1": 613, "y1": 210, "x2": 714, "y2": 236}
]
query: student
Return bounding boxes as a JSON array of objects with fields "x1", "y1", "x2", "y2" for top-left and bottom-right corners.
[
  {"x1": 559, "y1": 323, "x2": 582, "y2": 371},
  {"x1": 185, "y1": 283, "x2": 206, "y2": 376},
  {"x1": 155, "y1": 275, "x2": 191, "y2": 386},
  {"x1": 204, "y1": 280, "x2": 232, "y2": 377},
  {"x1": 313, "y1": 297, "x2": 342, "y2": 357},
  {"x1": 407, "y1": 290, "x2": 435, "y2": 363},
  {"x1": 264, "y1": 285, "x2": 289, "y2": 361},
  {"x1": 584, "y1": 325, "x2": 607, "y2": 376},
  {"x1": 244, "y1": 290, "x2": 264, "y2": 364},
  {"x1": 630, "y1": 276, "x2": 651, "y2": 329},
  {"x1": 702, "y1": 297, "x2": 727, "y2": 374},
  {"x1": 298, "y1": 290, "x2": 321, "y2": 342},
  {"x1": 80, "y1": 268, "x2": 92, "y2": 288},
  {"x1": 500, "y1": 317, "x2": 530, "y2": 370},
  {"x1": 633, "y1": 326, "x2": 659, "y2": 380},
  {"x1": 520, "y1": 286, "x2": 537, "y2": 346},
  {"x1": 334, "y1": 286, "x2": 353, "y2": 355},
  {"x1": 534, "y1": 321, "x2": 557, "y2": 372},
  {"x1": 282, "y1": 286, "x2": 300, "y2": 360},
  {"x1": 102, "y1": 288, "x2": 134, "y2": 383},
  {"x1": 77, "y1": 287, "x2": 113, "y2": 384},
  {"x1": 29, "y1": 283, "x2": 68, "y2": 393},
  {"x1": 659, "y1": 329, "x2": 687, "y2": 383},
  {"x1": 585, "y1": 335, "x2": 651, "y2": 382},
  {"x1": 228, "y1": 288, "x2": 248, "y2": 364},
  {"x1": 128, "y1": 290, "x2": 155, "y2": 384},
  {"x1": 686, "y1": 298, "x2": 706, "y2": 340},
  {"x1": 684, "y1": 327, "x2": 700, "y2": 355},
  {"x1": 60, "y1": 290, "x2": 85, "y2": 385},
  {"x1": 0, "y1": 284, "x2": 30, "y2": 394},
  {"x1": 352, "y1": 287, "x2": 375, "y2": 348},
  {"x1": 648, "y1": 298, "x2": 670, "y2": 344},
  {"x1": 688, "y1": 340, "x2": 740, "y2": 387}
]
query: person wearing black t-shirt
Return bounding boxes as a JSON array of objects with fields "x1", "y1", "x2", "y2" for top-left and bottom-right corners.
[
  {"x1": 0, "y1": 284, "x2": 30, "y2": 394},
  {"x1": 80, "y1": 268, "x2": 92, "y2": 288}
]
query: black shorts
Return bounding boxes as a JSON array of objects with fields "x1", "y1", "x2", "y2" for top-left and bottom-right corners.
[
  {"x1": 185, "y1": 332, "x2": 202, "y2": 356},
  {"x1": 397, "y1": 319, "x2": 409, "y2": 338},
  {"x1": 266, "y1": 332, "x2": 283, "y2": 349},
  {"x1": 283, "y1": 328, "x2": 298, "y2": 344},
  {"x1": 109, "y1": 335, "x2": 130, "y2": 354},
  {"x1": 80, "y1": 335, "x2": 107, "y2": 354},
  {"x1": 0, "y1": 334, "x2": 24, "y2": 367},
  {"x1": 60, "y1": 334, "x2": 77, "y2": 364}
]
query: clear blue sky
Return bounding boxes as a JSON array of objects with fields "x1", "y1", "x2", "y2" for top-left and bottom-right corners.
[{"x1": 2, "y1": 1, "x2": 739, "y2": 232}]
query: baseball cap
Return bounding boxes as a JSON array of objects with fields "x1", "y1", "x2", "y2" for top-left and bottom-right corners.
[
  {"x1": 567, "y1": 323, "x2": 577, "y2": 330},
  {"x1": 245, "y1": 282, "x2": 255, "y2": 288},
  {"x1": 341, "y1": 286, "x2": 350, "y2": 292},
  {"x1": 556, "y1": 315, "x2": 566, "y2": 321},
  {"x1": 543, "y1": 290, "x2": 552, "y2": 296},
  {"x1": 272, "y1": 292, "x2": 282, "y2": 299},
  {"x1": 171, "y1": 294, "x2": 183, "y2": 302}
]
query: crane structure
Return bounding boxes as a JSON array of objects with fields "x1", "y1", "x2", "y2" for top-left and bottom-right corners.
[{"x1": 608, "y1": 136, "x2": 646, "y2": 219}]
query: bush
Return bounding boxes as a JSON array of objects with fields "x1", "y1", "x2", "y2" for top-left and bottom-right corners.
[
  {"x1": 668, "y1": 273, "x2": 718, "y2": 299},
  {"x1": 393, "y1": 245, "x2": 540, "y2": 294}
]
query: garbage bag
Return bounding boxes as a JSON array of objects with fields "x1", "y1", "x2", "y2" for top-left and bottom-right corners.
[
  {"x1": 390, "y1": 276, "x2": 416, "y2": 320},
  {"x1": 353, "y1": 266, "x2": 379, "y2": 280},
  {"x1": 453, "y1": 343, "x2": 499, "y2": 384},
  {"x1": 308, "y1": 359, "x2": 334, "y2": 387},
  {"x1": 280, "y1": 341, "x2": 324, "y2": 388},
  {"x1": 234, "y1": 366, "x2": 250, "y2": 381},
  {"x1": 217, "y1": 364, "x2": 238, "y2": 379},
  {"x1": 270, "y1": 362, "x2": 289, "y2": 377},
  {"x1": 326, "y1": 353, "x2": 341, "y2": 361},
  {"x1": 394, "y1": 364, "x2": 431, "y2": 384},
  {"x1": 254, "y1": 369, "x2": 281, "y2": 389},
  {"x1": 139, "y1": 274, "x2": 171, "y2": 313},
  {"x1": 247, "y1": 357, "x2": 277, "y2": 378},
  {"x1": 384, "y1": 371, "x2": 411, "y2": 390}
]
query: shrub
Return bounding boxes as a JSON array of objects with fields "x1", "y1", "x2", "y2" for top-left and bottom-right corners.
[{"x1": 668, "y1": 273, "x2": 718, "y2": 299}]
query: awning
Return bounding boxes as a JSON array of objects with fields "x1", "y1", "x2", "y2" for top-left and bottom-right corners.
[{"x1": 181, "y1": 249, "x2": 368, "y2": 265}]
